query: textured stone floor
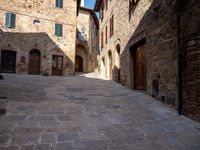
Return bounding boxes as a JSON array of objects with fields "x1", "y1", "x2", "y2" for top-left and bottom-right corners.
[{"x1": 0, "y1": 73, "x2": 200, "y2": 150}]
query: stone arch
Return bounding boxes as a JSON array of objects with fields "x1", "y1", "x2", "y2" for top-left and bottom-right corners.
[
  {"x1": 29, "y1": 49, "x2": 41, "y2": 75},
  {"x1": 75, "y1": 55, "x2": 83, "y2": 72},
  {"x1": 75, "y1": 44, "x2": 88, "y2": 73}
]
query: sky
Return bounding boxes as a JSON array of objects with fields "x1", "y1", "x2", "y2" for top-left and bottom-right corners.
[
  {"x1": 84, "y1": 0, "x2": 96, "y2": 9},
  {"x1": 84, "y1": 0, "x2": 99, "y2": 18}
]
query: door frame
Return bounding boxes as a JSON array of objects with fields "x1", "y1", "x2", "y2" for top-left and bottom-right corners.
[
  {"x1": 75, "y1": 55, "x2": 83, "y2": 72},
  {"x1": 52, "y1": 55, "x2": 63, "y2": 76},
  {"x1": 29, "y1": 49, "x2": 41, "y2": 75},
  {"x1": 130, "y1": 39, "x2": 147, "y2": 91},
  {"x1": 0, "y1": 50, "x2": 17, "y2": 73}
]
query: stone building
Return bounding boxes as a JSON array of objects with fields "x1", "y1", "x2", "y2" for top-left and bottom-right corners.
[
  {"x1": 76, "y1": 6, "x2": 100, "y2": 73},
  {"x1": 0, "y1": 0, "x2": 81, "y2": 76},
  {"x1": 95, "y1": 0, "x2": 200, "y2": 121}
]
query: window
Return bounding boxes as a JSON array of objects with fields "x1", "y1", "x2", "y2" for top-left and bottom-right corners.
[
  {"x1": 55, "y1": 24, "x2": 63, "y2": 37},
  {"x1": 56, "y1": 0, "x2": 63, "y2": 8},
  {"x1": 100, "y1": 3, "x2": 104, "y2": 21},
  {"x1": 101, "y1": 31, "x2": 104, "y2": 48},
  {"x1": 105, "y1": 26, "x2": 108, "y2": 43},
  {"x1": 5, "y1": 12, "x2": 16, "y2": 28},
  {"x1": 110, "y1": 14, "x2": 114, "y2": 37}
]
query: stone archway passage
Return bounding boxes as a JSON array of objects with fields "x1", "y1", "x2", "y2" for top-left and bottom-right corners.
[
  {"x1": 75, "y1": 55, "x2": 83, "y2": 72},
  {"x1": 29, "y1": 49, "x2": 41, "y2": 75}
]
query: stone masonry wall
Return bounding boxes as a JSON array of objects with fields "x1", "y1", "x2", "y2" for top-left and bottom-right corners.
[
  {"x1": 99, "y1": 0, "x2": 200, "y2": 121},
  {"x1": 0, "y1": 0, "x2": 78, "y2": 75},
  {"x1": 100, "y1": 0, "x2": 178, "y2": 107},
  {"x1": 77, "y1": 8, "x2": 99, "y2": 73},
  {"x1": 181, "y1": 0, "x2": 200, "y2": 121}
]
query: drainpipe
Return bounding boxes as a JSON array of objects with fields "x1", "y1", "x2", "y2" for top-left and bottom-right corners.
[{"x1": 176, "y1": 0, "x2": 183, "y2": 115}]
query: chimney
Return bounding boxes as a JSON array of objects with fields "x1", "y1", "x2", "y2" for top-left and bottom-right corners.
[{"x1": 81, "y1": 0, "x2": 84, "y2": 7}]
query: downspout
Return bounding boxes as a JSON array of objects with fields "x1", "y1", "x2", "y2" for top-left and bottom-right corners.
[{"x1": 176, "y1": 0, "x2": 183, "y2": 115}]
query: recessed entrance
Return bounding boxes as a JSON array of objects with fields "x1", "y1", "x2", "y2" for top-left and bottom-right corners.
[
  {"x1": 1, "y1": 50, "x2": 16, "y2": 73},
  {"x1": 75, "y1": 55, "x2": 83, "y2": 72},
  {"x1": 29, "y1": 49, "x2": 41, "y2": 75},
  {"x1": 108, "y1": 51, "x2": 113, "y2": 80},
  {"x1": 52, "y1": 55, "x2": 63, "y2": 76},
  {"x1": 134, "y1": 44, "x2": 147, "y2": 90}
]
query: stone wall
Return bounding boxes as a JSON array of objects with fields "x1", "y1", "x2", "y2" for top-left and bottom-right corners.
[
  {"x1": 180, "y1": 0, "x2": 200, "y2": 121},
  {"x1": 76, "y1": 8, "x2": 99, "y2": 73},
  {"x1": 99, "y1": 0, "x2": 178, "y2": 106},
  {"x1": 0, "y1": 0, "x2": 78, "y2": 75},
  {"x1": 98, "y1": 0, "x2": 200, "y2": 121}
]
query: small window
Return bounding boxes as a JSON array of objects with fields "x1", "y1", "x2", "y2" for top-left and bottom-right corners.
[
  {"x1": 110, "y1": 14, "x2": 114, "y2": 37},
  {"x1": 55, "y1": 24, "x2": 63, "y2": 37},
  {"x1": 105, "y1": 26, "x2": 108, "y2": 43},
  {"x1": 56, "y1": 0, "x2": 63, "y2": 8},
  {"x1": 5, "y1": 12, "x2": 16, "y2": 28},
  {"x1": 101, "y1": 31, "x2": 104, "y2": 48}
]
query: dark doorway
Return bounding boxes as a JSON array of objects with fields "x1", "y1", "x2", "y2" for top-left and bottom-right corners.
[
  {"x1": 108, "y1": 51, "x2": 113, "y2": 80},
  {"x1": 52, "y1": 55, "x2": 63, "y2": 76},
  {"x1": 29, "y1": 49, "x2": 41, "y2": 75},
  {"x1": 133, "y1": 43, "x2": 147, "y2": 90},
  {"x1": 1, "y1": 50, "x2": 16, "y2": 73},
  {"x1": 75, "y1": 55, "x2": 83, "y2": 72}
]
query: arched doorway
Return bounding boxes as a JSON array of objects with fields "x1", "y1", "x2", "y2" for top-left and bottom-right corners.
[
  {"x1": 108, "y1": 50, "x2": 113, "y2": 80},
  {"x1": 75, "y1": 44, "x2": 88, "y2": 72},
  {"x1": 75, "y1": 55, "x2": 83, "y2": 72},
  {"x1": 29, "y1": 49, "x2": 41, "y2": 75}
]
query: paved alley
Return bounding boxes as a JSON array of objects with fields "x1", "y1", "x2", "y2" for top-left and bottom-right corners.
[{"x1": 0, "y1": 73, "x2": 200, "y2": 150}]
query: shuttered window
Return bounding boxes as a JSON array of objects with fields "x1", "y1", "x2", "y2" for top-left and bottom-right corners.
[
  {"x1": 100, "y1": 3, "x2": 104, "y2": 21},
  {"x1": 56, "y1": 0, "x2": 63, "y2": 8},
  {"x1": 110, "y1": 14, "x2": 114, "y2": 37},
  {"x1": 55, "y1": 24, "x2": 63, "y2": 37},
  {"x1": 101, "y1": 31, "x2": 104, "y2": 48},
  {"x1": 105, "y1": 26, "x2": 108, "y2": 43},
  {"x1": 5, "y1": 12, "x2": 16, "y2": 28}
]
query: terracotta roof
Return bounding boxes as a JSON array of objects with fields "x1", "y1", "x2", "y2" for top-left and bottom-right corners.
[
  {"x1": 94, "y1": 0, "x2": 103, "y2": 12},
  {"x1": 79, "y1": 7, "x2": 99, "y2": 29}
]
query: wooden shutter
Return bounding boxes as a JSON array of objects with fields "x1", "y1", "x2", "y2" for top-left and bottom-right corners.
[
  {"x1": 106, "y1": 26, "x2": 108, "y2": 43},
  {"x1": 110, "y1": 14, "x2": 114, "y2": 37},
  {"x1": 55, "y1": 24, "x2": 63, "y2": 37},
  {"x1": 56, "y1": 0, "x2": 63, "y2": 8},
  {"x1": 5, "y1": 12, "x2": 16, "y2": 28},
  {"x1": 101, "y1": 4, "x2": 104, "y2": 21},
  {"x1": 101, "y1": 31, "x2": 104, "y2": 48}
]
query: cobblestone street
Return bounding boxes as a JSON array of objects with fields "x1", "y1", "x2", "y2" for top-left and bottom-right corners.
[{"x1": 0, "y1": 73, "x2": 200, "y2": 150}]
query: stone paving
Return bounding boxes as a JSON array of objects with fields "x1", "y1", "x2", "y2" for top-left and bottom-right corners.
[{"x1": 0, "y1": 73, "x2": 200, "y2": 150}]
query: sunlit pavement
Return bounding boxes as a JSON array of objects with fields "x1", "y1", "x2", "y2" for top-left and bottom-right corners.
[{"x1": 0, "y1": 73, "x2": 200, "y2": 150}]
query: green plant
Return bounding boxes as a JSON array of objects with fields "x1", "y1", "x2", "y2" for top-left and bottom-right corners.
[{"x1": 42, "y1": 72, "x2": 49, "y2": 76}]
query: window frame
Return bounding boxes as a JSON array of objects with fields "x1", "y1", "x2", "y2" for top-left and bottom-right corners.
[
  {"x1": 55, "y1": 23, "x2": 63, "y2": 37},
  {"x1": 56, "y1": 0, "x2": 63, "y2": 8}
]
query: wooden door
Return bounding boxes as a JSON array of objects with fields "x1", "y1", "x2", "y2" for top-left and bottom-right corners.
[
  {"x1": 1, "y1": 50, "x2": 16, "y2": 73},
  {"x1": 52, "y1": 55, "x2": 63, "y2": 76},
  {"x1": 29, "y1": 49, "x2": 41, "y2": 75},
  {"x1": 134, "y1": 45, "x2": 147, "y2": 90},
  {"x1": 75, "y1": 55, "x2": 83, "y2": 72}
]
